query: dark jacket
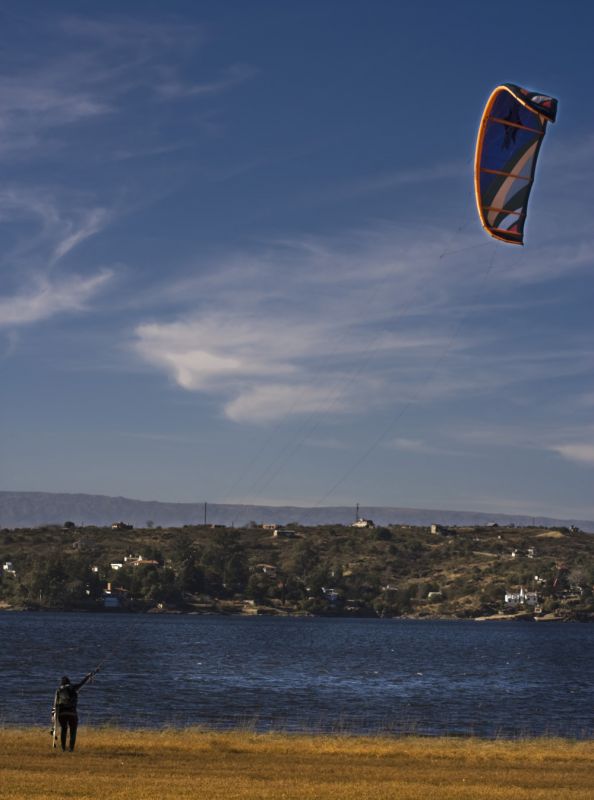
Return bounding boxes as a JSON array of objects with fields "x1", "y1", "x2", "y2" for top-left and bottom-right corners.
[{"x1": 53, "y1": 674, "x2": 93, "y2": 716}]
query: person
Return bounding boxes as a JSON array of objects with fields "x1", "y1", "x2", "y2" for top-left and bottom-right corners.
[{"x1": 52, "y1": 670, "x2": 98, "y2": 752}]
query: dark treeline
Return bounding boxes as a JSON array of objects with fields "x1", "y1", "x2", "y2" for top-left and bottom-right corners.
[{"x1": 1, "y1": 522, "x2": 593, "y2": 619}]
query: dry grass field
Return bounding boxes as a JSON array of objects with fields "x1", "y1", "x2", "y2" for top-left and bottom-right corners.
[{"x1": 0, "y1": 728, "x2": 592, "y2": 800}]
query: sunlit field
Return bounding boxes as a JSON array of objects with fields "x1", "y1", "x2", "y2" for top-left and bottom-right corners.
[{"x1": 0, "y1": 728, "x2": 592, "y2": 800}]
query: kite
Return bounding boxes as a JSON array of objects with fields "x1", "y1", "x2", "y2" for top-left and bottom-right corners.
[{"x1": 474, "y1": 84, "x2": 557, "y2": 244}]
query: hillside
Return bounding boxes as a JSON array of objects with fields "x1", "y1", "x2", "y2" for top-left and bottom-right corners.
[
  {"x1": 1, "y1": 491, "x2": 593, "y2": 532},
  {"x1": 1, "y1": 521, "x2": 593, "y2": 620}
]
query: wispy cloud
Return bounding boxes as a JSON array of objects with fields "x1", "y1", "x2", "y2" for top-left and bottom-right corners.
[
  {"x1": 449, "y1": 423, "x2": 594, "y2": 472},
  {"x1": 0, "y1": 62, "x2": 112, "y2": 157},
  {"x1": 120, "y1": 431, "x2": 207, "y2": 445},
  {"x1": 131, "y1": 220, "x2": 593, "y2": 424},
  {"x1": 0, "y1": 187, "x2": 110, "y2": 267},
  {"x1": 550, "y1": 442, "x2": 594, "y2": 467},
  {"x1": 226, "y1": 383, "x2": 355, "y2": 424},
  {"x1": 133, "y1": 313, "x2": 370, "y2": 422},
  {"x1": 132, "y1": 227, "x2": 462, "y2": 422},
  {"x1": 60, "y1": 14, "x2": 204, "y2": 51},
  {"x1": 0, "y1": 14, "x2": 256, "y2": 160},
  {"x1": 386, "y1": 437, "x2": 453, "y2": 456},
  {"x1": 156, "y1": 63, "x2": 258, "y2": 99},
  {"x1": 0, "y1": 270, "x2": 113, "y2": 328},
  {"x1": 52, "y1": 207, "x2": 109, "y2": 261},
  {"x1": 133, "y1": 223, "x2": 588, "y2": 424},
  {"x1": 329, "y1": 159, "x2": 469, "y2": 202}
]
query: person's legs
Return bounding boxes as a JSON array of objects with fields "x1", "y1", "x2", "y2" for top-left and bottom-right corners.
[
  {"x1": 59, "y1": 715, "x2": 68, "y2": 751},
  {"x1": 68, "y1": 716, "x2": 78, "y2": 751}
]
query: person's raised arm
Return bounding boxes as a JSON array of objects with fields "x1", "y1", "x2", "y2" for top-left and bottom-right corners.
[{"x1": 74, "y1": 671, "x2": 95, "y2": 691}]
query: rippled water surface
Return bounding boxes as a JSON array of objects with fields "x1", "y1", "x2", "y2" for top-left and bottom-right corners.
[{"x1": 2, "y1": 612, "x2": 592, "y2": 737}]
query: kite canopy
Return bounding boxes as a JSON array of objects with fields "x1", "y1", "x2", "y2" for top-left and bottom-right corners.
[{"x1": 474, "y1": 84, "x2": 557, "y2": 245}]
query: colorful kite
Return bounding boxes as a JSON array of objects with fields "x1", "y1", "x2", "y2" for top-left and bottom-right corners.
[{"x1": 474, "y1": 84, "x2": 557, "y2": 244}]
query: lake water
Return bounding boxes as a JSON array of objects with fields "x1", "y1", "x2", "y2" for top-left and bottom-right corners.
[{"x1": 1, "y1": 612, "x2": 592, "y2": 738}]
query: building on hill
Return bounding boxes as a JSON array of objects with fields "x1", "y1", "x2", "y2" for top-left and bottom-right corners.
[
  {"x1": 504, "y1": 587, "x2": 539, "y2": 607},
  {"x1": 430, "y1": 524, "x2": 452, "y2": 535},
  {"x1": 111, "y1": 521, "x2": 133, "y2": 530},
  {"x1": 124, "y1": 554, "x2": 160, "y2": 567},
  {"x1": 352, "y1": 518, "x2": 374, "y2": 529}
]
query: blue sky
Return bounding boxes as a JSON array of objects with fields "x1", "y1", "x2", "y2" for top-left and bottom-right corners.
[{"x1": 1, "y1": 0, "x2": 593, "y2": 520}]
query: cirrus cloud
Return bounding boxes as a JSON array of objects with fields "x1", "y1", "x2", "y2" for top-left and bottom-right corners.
[
  {"x1": 0, "y1": 269, "x2": 113, "y2": 328},
  {"x1": 131, "y1": 217, "x2": 594, "y2": 425}
]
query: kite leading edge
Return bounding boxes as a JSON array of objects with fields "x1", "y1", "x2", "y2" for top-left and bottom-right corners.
[{"x1": 474, "y1": 84, "x2": 557, "y2": 245}]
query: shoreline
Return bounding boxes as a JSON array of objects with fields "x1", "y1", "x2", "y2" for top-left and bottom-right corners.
[
  {"x1": 1, "y1": 603, "x2": 591, "y2": 622},
  {"x1": 1, "y1": 722, "x2": 592, "y2": 740}
]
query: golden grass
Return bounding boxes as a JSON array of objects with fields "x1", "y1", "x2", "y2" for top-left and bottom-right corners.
[{"x1": 0, "y1": 728, "x2": 591, "y2": 800}]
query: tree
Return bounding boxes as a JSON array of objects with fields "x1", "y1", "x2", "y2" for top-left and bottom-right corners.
[
  {"x1": 176, "y1": 558, "x2": 204, "y2": 594},
  {"x1": 287, "y1": 539, "x2": 318, "y2": 578},
  {"x1": 246, "y1": 573, "x2": 270, "y2": 603},
  {"x1": 198, "y1": 531, "x2": 248, "y2": 596},
  {"x1": 223, "y1": 552, "x2": 249, "y2": 593},
  {"x1": 22, "y1": 552, "x2": 93, "y2": 608}
]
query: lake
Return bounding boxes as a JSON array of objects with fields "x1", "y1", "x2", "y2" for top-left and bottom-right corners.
[{"x1": 1, "y1": 612, "x2": 592, "y2": 738}]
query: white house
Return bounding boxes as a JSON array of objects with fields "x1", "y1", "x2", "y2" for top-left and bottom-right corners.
[
  {"x1": 352, "y1": 518, "x2": 374, "y2": 529},
  {"x1": 505, "y1": 587, "x2": 539, "y2": 607},
  {"x1": 2, "y1": 561, "x2": 16, "y2": 575}
]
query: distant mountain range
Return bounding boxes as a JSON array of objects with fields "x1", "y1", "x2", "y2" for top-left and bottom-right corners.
[{"x1": 1, "y1": 491, "x2": 593, "y2": 532}]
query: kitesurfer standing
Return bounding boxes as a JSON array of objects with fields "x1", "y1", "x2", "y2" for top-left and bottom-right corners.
[{"x1": 52, "y1": 670, "x2": 97, "y2": 751}]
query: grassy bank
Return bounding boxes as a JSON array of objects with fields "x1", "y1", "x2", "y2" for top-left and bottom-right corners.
[{"x1": 0, "y1": 728, "x2": 592, "y2": 799}]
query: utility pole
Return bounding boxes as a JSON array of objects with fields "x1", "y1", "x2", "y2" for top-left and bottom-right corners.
[
  {"x1": 204, "y1": 502, "x2": 207, "y2": 526},
  {"x1": 356, "y1": 502, "x2": 359, "y2": 522}
]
